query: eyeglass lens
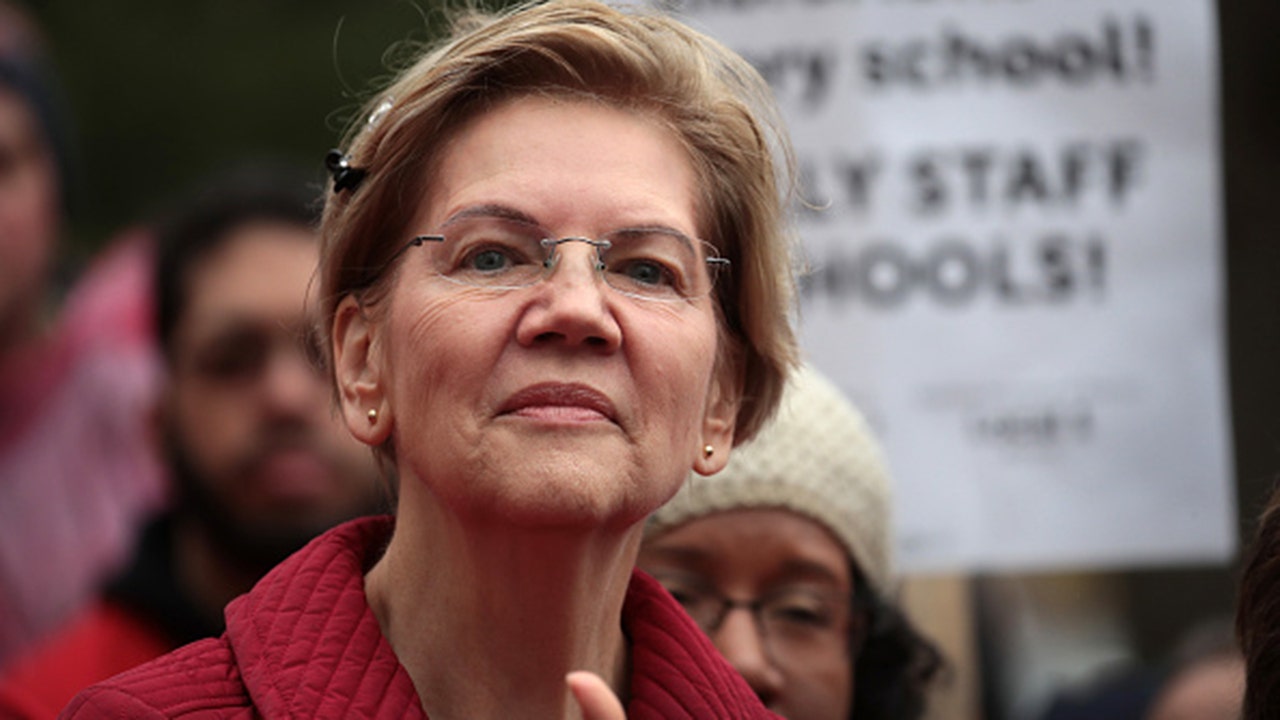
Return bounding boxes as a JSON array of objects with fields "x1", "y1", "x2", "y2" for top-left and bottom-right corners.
[
  {"x1": 658, "y1": 575, "x2": 851, "y2": 652},
  {"x1": 412, "y1": 215, "x2": 724, "y2": 301}
]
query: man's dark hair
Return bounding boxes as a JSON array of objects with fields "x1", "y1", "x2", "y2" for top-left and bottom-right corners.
[{"x1": 153, "y1": 163, "x2": 321, "y2": 361}]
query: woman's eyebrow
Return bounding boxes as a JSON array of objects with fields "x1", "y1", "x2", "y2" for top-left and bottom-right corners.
[
  {"x1": 608, "y1": 224, "x2": 698, "y2": 253},
  {"x1": 443, "y1": 203, "x2": 541, "y2": 227},
  {"x1": 771, "y1": 558, "x2": 847, "y2": 588}
]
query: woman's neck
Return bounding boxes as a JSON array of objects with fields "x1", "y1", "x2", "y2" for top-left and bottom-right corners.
[{"x1": 365, "y1": 483, "x2": 640, "y2": 720}]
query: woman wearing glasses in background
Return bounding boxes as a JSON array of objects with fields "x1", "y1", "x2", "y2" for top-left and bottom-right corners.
[
  {"x1": 641, "y1": 365, "x2": 943, "y2": 720},
  {"x1": 63, "y1": 1, "x2": 800, "y2": 718}
]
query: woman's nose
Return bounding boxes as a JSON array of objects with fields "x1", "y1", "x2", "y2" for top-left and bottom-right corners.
[
  {"x1": 711, "y1": 608, "x2": 785, "y2": 704},
  {"x1": 515, "y1": 242, "x2": 622, "y2": 350}
]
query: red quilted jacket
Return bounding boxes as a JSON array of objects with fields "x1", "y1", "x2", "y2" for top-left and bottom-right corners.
[{"x1": 60, "y1": 515, "x2": 776, "y2": 718}]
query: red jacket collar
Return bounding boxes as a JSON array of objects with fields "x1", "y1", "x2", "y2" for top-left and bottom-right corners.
[{"x1": 224, "y1": 515, "x2": 773, "y2": 718}]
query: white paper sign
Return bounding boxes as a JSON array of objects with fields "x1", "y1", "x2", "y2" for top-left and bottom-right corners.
[{"x1": 668, "y1": 0, "x2": 1233, "y2": 571}]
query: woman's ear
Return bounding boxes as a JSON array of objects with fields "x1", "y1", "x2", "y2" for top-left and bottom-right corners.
[
  {"x1": 693, "y1": 363, "x2": 739, "y2": 476},
  {"x1": 333, "y1": 294, "x2": 391, "y2": 446}
]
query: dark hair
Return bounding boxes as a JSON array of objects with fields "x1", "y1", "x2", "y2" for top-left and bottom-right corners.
[
  {"x1": 153, "y1": 163, "x2": 321, "y2": 360},
  {"x1": 1237, "y1": 478, "x2": 1280, "y2": 720},
  {"x1": 852, "y1": 572, "x2": 945, "y2": 720}
]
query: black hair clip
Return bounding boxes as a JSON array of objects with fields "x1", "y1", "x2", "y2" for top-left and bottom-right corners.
[{"x1": 325, "y1": 149, "x2": 367, "y2": 194}]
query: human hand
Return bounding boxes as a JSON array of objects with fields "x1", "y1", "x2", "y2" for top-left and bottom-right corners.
[{"x1": 566, "y1": 671, "x2": 626, "y2": 720}]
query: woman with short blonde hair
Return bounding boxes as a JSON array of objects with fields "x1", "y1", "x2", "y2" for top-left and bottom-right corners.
[{"x1": 64, "y1": 2, "x2": 801, "y2": 717}]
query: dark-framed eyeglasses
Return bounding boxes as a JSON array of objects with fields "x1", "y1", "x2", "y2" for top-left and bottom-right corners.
[
  {"x1": 655, "y1": 574, "x2": 855, "y2": 653},
  {"x1": 375, "y1": 213, "x2": 729, "y2": 303}
]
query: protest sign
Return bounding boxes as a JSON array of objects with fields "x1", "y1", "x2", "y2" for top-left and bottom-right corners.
[{"x1": 670, "y1": 0, "x2": 1232, "y2": 571}]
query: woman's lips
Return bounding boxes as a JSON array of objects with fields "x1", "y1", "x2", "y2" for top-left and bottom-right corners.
[{"x1": 499, "y1": 382, "x2": 618, "y2": 423}]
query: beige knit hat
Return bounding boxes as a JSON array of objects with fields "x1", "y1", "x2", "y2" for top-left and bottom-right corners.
[{"x1": 647, "y1": 363, "x2": 894, "y2": 594}]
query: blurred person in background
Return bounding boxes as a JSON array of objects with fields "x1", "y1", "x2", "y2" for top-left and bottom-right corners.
[
  {"x1": 0, "y1": 165, "x2": 385, "y2": 718},
  {"x1": 0, "y1": 0, "x2": 165, "y2": 668},
  {"x1": 640, "y1": 364, "x2": 944, "y2": 720},
  {"x1": 1236, "y1": 479, "x2": 1280, "y2": 720},
  {"x1": 1036, "y1": 615, "x2": 1242, "y2": 720},
  {"x1": 1144, "y1": 617, "x2": 1242, "y2": 720}
]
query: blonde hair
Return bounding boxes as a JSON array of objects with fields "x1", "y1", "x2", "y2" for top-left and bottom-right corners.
[{"x1": 318, "y1": 0, "x2": 799, "y2": 441}]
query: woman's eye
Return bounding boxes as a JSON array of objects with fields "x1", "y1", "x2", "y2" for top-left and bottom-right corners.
[
  {"x1": 767, "y1": 594, "x2": 836, "y2": 628},
  {"x1": 619, "y1": 259, "x2": 673, "y2": 287},
  {"x1": 659, "y1": 583, "x2": 700, "y2": 607},
  {"x1": 776, "y1": 606, "x2": 828, "y2": 626},
  {"x1": 445, "y1": 219, "x2": 543, "y2": 278},
  {"x1": 467, "y1": 248, "x2": 513, "y2": 273},
  {"x1": 456, "y1": 237, "x2": 541, "y2": 275},
  {"x1": 669, "y1": 589, "x2": 699, "y2": 608}
]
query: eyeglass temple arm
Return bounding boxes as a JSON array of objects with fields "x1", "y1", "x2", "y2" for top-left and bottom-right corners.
[
  {"x1": 407, "y1": 234, "x2": 445, "y2": 249},
  {"x1": 365, "y1": 235, "x2": 445, "y2": 288}
]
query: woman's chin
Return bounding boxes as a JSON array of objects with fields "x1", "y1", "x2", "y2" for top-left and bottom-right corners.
[
  {"x1": 455, "y1": 465, "x2": 673, "y2": 533},
  {"x1": 405, "y1": 436, "x2": 688, "y2": 532}
]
